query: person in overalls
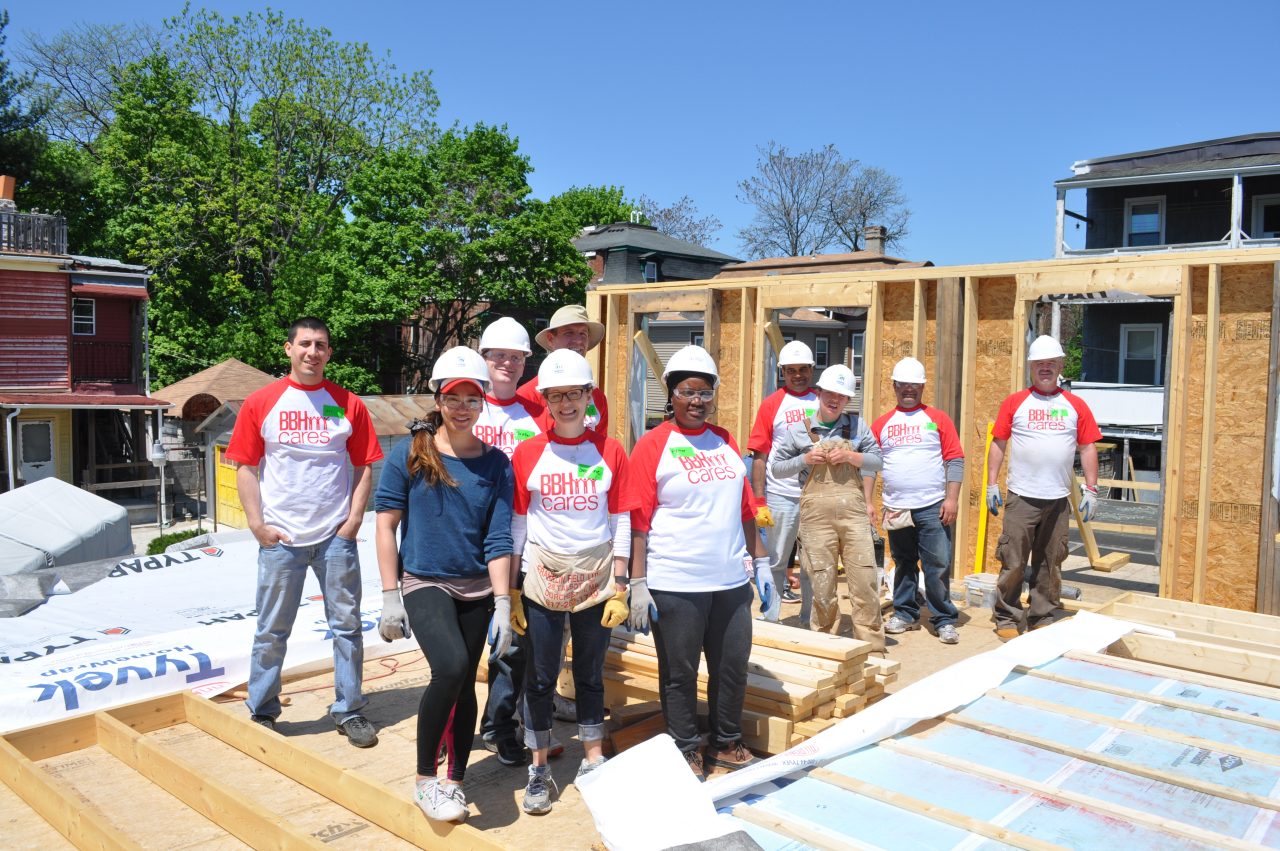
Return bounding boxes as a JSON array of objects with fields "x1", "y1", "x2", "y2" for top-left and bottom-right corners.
[{"x1": 771, "y1": 365, "x2": 885, "y2": 650}]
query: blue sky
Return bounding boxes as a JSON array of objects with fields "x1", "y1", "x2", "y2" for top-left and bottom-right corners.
[{"x1": 8, "y1": 1, "x2": 1278, "y2": 265}]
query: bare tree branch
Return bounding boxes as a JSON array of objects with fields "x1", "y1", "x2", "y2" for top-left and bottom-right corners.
[{"x1": 637, "y1": 194, "x2": 722, "y2": 246}]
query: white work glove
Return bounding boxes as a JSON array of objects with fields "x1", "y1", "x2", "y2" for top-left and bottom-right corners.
[
  {"x1": 1079, "y1": 484, "x2": 1099, "y2": 523},
  {"x1": 628, "y1": 578, "x2": 657, "y2": 635},
  {"x1": 754, "y1": 556, "x2": 781, "y2": 622},
  {"x1": 489, "y1": 594, "x2": 514, "y2": 662},
  {"x1": 378, "y1": 587, "x2": 411, "y2": 642},
  {"x1": 986, "y1": 484, "x2": 1003, "y2": 516}
]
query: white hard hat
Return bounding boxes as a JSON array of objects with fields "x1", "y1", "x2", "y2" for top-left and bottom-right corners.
[
  {"x1": 478, "y1": 317, "x2": 531, "y2": 355},
  {"x1": 1027, "y1": 335, "x2": 1066, "y2": 361},
  {"x1": 538, "y1": 349, "x2": 595, "y2": 391},
  {"x1": 815, "y1": 364, "x2": 857, "y2": 397},
  {"x1": 662, "y1": 345, "x2": 721, "y2": 388},
  {"x1": 891, "y1": 357, "x2": 927, "y2": 384},
  {"x1": 428, "y1": 346, "x2": 491, "y2": 393},
  {"x1": 778, "y1": 340, "x2": 815, "y2": 366}
]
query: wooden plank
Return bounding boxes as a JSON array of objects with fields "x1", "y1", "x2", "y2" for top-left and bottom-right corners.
[
  {"x1": 1010, "y1": 296, "x2": 1029, "y2": 393},
  {"x1": 1258, "y1": 261, "x2": 1280, "y2": 615},
  {"x1": 627, "y1": 290, "x2": 710, "y2": 314},
  {"x1": 1091, "y1": 552, "x2": 1132, "y2": 573},
  {"x1": 912, "y1": 278, "x2": 926, "y2": 359},
  {"x1": 757, "y1": 280, "x2": 876, "y2": 310},
  {"x1": 1106, "y1": 632, "x2": 1280, "y2": 688},
  {"x1": 745, "y1": 640, "x2": 851, "y2": 673},
  {"x1": 954, "y1": 275, "x2": 979, "y2": 581},
  {"x1": 863, "y1": 656, "x2": 901, "y2": 675},
  {"x1": 1068, "y1": 485, "x2": 1103, "y2": 565},
  {"x1": 1087, "y1": 522, "x2": 1155, "y2": 537},
  {"x1": 863, "y1": 282, "x2": 883, "y2": 434},
  {"x1": 881, "y1": 738, "x2": 1263, "y2": 851},
  {"x1": 1016, "y1": 264, "x2": 1184, "y2": 299},
  {"x1": 611, "y1": 635, "x2": 838, "y2": 689},
  {"x1": 3, "y1": 714, "x2": 99, "y2": 762},
  {"x1": 605, "y1": 646, "x2": 819, "y2": 707},
  {"x1": 631, "y1": 330, "x2": 663, "y2": 387},
  {"x1": 1112, "y1": 591, "x2": 1280, "y2": 631},
  {"x1": 608, "y1": 712, "x2": 668, "y2": 754},
  {"x1": 1067, "y1": 649, "x2": 1280, "y2": 702},
  {"x1": 1081, "y1": 476, "x2": 1161, "y2": 492},
  {"x1": 1159, "y1": 269, "x2": 1193, "y2": 599},
  {"x1": 737, "y1": 287, "x2": 757, "y2": 444},
  {"x1": 751, "y1": 621, "x2": 873, "y2": 662},
  {"x1": 763, "y1": 319, "x2": 785, "y2": 361},
  {"x1": 810, "y1": 767, "x2": 1065, "y2": 851},
  {"x1": 601, "y1": 666, "x2": 813, "y2": 720},
  {"x1": 1194, "y1": 263, "x2": 1222, "y2": 604},
  {"x1": 1105, "y1": 601, "x2": 1280, "y2": 646},
  {"x1": 730, "y1": 802, "x2": 870, "y2": 851},
  {"x1": 933, "y1": 276, "x2": 964, "y2": 424}
]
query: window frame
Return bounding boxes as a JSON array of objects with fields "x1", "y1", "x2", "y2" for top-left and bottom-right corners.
[
  {"x1": 1251, "y1": 193, "x2": 1280, "y2": 239},
  {"x1": 1119, "y1": 322, "x2": 1162, "y2": 384},
  {"x1": 1123, "y1": 195, "x2": 1166, "y2": 247},
  {"x1": 72, "y1": 297, "x2": 96, "y2": 336},
  {"x1": 814, "y1": 335, "x2": 830, "y2": 369}
]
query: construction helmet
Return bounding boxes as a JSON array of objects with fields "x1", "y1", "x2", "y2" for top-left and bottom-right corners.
[
  {"x1": 538, "y1": 349, "x2": 595, "y2": 391},
  {"x1": 662, "y1": 345, "x2": 721, "y2": 388},
  {"x1": 1027, "y1": 335, "x2": 1066, "y2": 361},
  {"x1": 428, "y1": 346, "x2": 491, "y2": 393},
  {"x1": 891, "y1": 357, "x2": 927, "y2": 384},
  {"x1": 478, "y1": 317, "x2": 532, "y2": 355},
  {"x1": 816, "y1": 364, "x2": 857, "y2": 397},
  {"x1": 778, "y1": 340, "x2": 815, "y2": 366}
]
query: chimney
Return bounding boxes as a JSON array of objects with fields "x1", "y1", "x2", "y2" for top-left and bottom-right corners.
[
  {"x1": 0, "y1": 176, "x2": 14, "y2": 213},
  {"x1": 864, "y1": 225, "x2": 886, "y2": 255}
]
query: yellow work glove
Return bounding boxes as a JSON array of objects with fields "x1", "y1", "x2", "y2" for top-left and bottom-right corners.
[
  {"x1": 754, "y1": 504, "x2": 775, "y2": 528},
  {"x1": 601, "y1": 586, "x2": 629, "y2": 628},
  {"x1": 509, "y1": 589, "x2": 527, "y2": 635}
]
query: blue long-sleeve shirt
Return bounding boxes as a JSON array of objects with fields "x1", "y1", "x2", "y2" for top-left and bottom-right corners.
[{"x1": 374, "y1": 438, "x2": 514, "y2": 579}]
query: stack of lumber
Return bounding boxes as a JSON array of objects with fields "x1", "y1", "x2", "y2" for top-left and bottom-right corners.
[{"x1": 603, "y1": 622, "x2": 888, "y2": 754}]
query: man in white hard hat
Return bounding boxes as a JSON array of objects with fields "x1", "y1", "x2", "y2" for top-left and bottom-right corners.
[
  {"x1": 746, "y1": 340, "x2": 819, "y2": 621},
  {"x1": 771, "y1": 365, "x2": 885, "y2": 648},
  {"x1": 987, "y1": 335, "x2": 1101, "y2": 640},
  {"x1": 872, "y1": 357, "x2": 965, "y2": 645},
  {"x1": 517, "y1": 305, "x2": 610, "y2": 434}
]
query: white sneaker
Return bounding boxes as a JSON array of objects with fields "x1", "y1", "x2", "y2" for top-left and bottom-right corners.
[{"x1": 414, "y1": 778, "x2": 467, "y2": 823}]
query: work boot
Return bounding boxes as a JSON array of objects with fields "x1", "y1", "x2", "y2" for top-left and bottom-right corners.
[
  {"x1": 522, "y1": 764, "x2": 557, "y2": 815},
  {"x1": 336, "y1": 715, "x2": 378, "y2": 748},
  {"x1": 937, "y1": 624, "x2": 959, "y2": 645},
  {"x1": 491, "y1": 737, "x2": 526, "y2": 766},
  {"x1": 884, "y1": 614, "x2": 921, "y2": 634},
  {"x1": 995, "y1": 626, "x2": 1021, "y2": 641},
  {"x1": 250, "y1": 714, "x2": 276, "y2": 732},
  {"x1": 704, "y1": 741, "x2": 759, "y2": 771}
]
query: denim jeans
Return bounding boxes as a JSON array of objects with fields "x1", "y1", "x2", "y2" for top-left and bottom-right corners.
[
  {"x1": 887, "y1": 500, "x2": 959, "y2": 629},
  {"x1": 247, "y1": 533, "x2": 366, "y2": 723},
  {"x1": 521, "y1": 598, "x2": 611, "y2": 750},
  {"x1": 481, "y1": 631, "x2": 526, "y2": 744},
  {"x1": 764, "y1": 493, "x2": 809, "y2": 624}
]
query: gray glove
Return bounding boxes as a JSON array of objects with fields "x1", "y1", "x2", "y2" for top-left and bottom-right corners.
[
  {"x1": 1079, "y1": 485, "x2": 1098, "y2": 523},
  {"x1": 378, "y1": 587, "x2": 411, "y2": 642},
  {"x1": 489, "y1": 594, "x2": 514, "y2": 661},
  {"x1": 628, "y1": 577, "x2": 657, "y2": 635},
  {"x1": 986, "y1": 484, "x2": 1003, "y2": 516}
]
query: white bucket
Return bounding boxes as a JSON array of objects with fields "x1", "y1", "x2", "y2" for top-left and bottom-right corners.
[{"x1": 964, "y1": 572, "x2": 999, "y2": 609}]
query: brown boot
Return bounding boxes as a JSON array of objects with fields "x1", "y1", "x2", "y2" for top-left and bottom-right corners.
[
  {"x1": 995, "y1": 626, "x2": 1021, "y2": 641},
  {"x1": 683, "y1": 748, "x2": 706, "y2": 781},
  {"x1": 704, "y1": 741, "x2": 759, "y2": 771}
]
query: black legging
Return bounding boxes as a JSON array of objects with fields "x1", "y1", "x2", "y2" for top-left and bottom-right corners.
[{"x1": 404, "y1": 586, "x2": 492, "y2": 779}]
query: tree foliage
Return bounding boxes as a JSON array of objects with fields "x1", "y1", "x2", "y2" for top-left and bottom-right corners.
[
  {"x1": 737, "y1": 141, "x2": 910, "y2": 258},
  {"x1": 0, "y1": 11, "x2": 49, "y2": 181},
  {"x1": 546, "y1": 185, "x2": 642, "y2": 230},
  {"x1": 638, "y1": 194, "x2": 723, "y2": 247}
]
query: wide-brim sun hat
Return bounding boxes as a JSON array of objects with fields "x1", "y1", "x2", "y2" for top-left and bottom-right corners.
[{"x1": 535, "y1": 305, "x2": 606, "y2": 352}]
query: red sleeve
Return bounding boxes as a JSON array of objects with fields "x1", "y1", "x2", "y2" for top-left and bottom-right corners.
[
  {"x1": 510, "y1": 436, "x2": 545, "y2": 515},
  {"x1": 625, "y1": 424, "x2": 667, "y2": 534},
  {"x1": 746, "y1": 390, "x2": 783, "y2": 455},
  {"x1": 594, "y1": 388, "x2": 609, "y2": 434},
  {"x1": 223, "y1": 382, "x2": 277, "y2": 465},
  {"x1": 598, "y1": 435, "x2": 636, "y2": 513},
  {"x1": 929, "y1": 407, "x2": 965, "y2": 461},
  {"x1": 1065, "y1": 392, "x2": 1103, "y2": 445},
  {"x1": 516, "y1": 377, "x2": 540, "y2": 408},
  {"x1": 338, "y1": 389, "x2": 384, "y2": 466},
  {"x1": 993, "y1": 390, "x2": 1026, "y2": 440},
  {"x1": 870, "y1": 409, "x2": 893, "y2": 447}
]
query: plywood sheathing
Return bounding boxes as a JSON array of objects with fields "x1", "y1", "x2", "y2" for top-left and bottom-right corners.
[{"x1": 714, "y1": 289, "x2": 744, "y2": 439}]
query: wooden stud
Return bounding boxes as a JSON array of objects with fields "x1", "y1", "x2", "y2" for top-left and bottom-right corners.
[
  {"x1": 631, "y1": 330, "x2": 663, "y2": 386},
  {"x1": 586, "y1": 290, "x2": 606, "y2": 386},
  {"x1": 1010, "y1": 296, "x2": 1030, "y2": 393},
  {"x1": 1159, "y1": 267, "x2": 1194, "y2": 599},
  {"x1": 912, "y1": 278, "x2": 926, "y2": 359},
  {"x1": 1091, "y1": 552, "x2": 1132, "y2": 572},
  {"x1": 751, "y1": 620, "x2": 873, "y2": 662},
  {"x1": 863, "y1": 282, "x2": 883, "y2": 433},
  {"x1": 1016, "y1": 264, "x2": 1184, "y2": 299},
  {"x1": 1105, "y1": 602, "x2": 1280, "y2": 649},
  {"x1": 1258, "y1": 261, "x2": 1280, "y2": 615},
  {"x1": 763, "y1": 319, "x2": 786, "y2": 357},
  {"x1": 1193, "y1": 264, "x2": 1222, "y2": 604},
  {"x1": 730, "y1": 802, "x2": 871, "y2": 850},
  {"x1": 1067, "y1": 482, "x2": 1103, "y2": 565},
  {"x1": 954, "y1": 276, "x2": 980, "y2": 580},
  {"x1": 1067, "y1": 649, "x2": 1280, "y2": 702},
  {"x1": 1106, "y1": 631, "x2": 1280, "y2": 688},
  {"x1": 1104, "y1": 592, "x2": 1280, "y2": 631},
  {"x1": 737, "y1": 287, "x2": 757, "y2": 443},
  {"x1": 934, "y1": 277, "x2": 964, "y2": 422}
]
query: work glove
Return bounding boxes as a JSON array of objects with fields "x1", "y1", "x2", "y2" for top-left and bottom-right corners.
[
  {"x1": 754, "y1": 504, "x2": 775, "y2": 528},
  {"x1": 627, "y1": 577, "x2": 658, "y2": 635},
  {"x1": 754, "y1": 556, "x2": 781, "y2": 622},
  {"x1": 489, "y1": 594, "x2": 514, "y2": 662},
  {"x1": 1079, "y1": 485, "x2": 1099, "y2": 523},
  {"x1": 509, "y1": 589, "x2": 527, "y2": 636},
  {"x1": 378, "y1": 587, "x2": 411, "y2": 642},
  {"x1": 601, "y1": 586, "x2": 629, "y2": 628},
  {"x1": 986, "y1": 484, "x2": 1003, "y2": 517}
]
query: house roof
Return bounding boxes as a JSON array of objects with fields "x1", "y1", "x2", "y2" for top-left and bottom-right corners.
[
  {"x1": 715, "y1": 250, "x2": 931, "y2": 278},
  {"x1": 0, "y1": 393, "x2": 170, "y2": 409},
  {"x1": 1056, "y1": 132, "x2": 1280, "y2": 188},
  {"x1": 574, "y1": 223, "x2": 741, "y2": 263},
  {"x1": 197, "y1": 394, "x2": 440, "y2": 440},
  {"x1": 152, "y1": 358, "x2": 275, "y2": 420}
]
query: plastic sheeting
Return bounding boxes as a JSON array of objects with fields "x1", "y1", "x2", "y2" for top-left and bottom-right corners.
[{"x1": 0, "y1": 478, "x2": 131, "y2": 576}]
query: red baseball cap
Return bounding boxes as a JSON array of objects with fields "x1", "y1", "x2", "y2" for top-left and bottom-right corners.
[{"x1": 439, "y1": 378, "x2": 483, "y2": 396}]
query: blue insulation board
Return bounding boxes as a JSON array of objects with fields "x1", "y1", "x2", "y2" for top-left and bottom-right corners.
[
  {"x1": 719, "y1": 814, "x2": 809, "y2": 851},
  {"x1": 825, "y1": 741, "x2": 1211, "y2": 850}
]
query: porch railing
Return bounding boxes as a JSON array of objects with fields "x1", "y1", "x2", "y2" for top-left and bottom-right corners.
[
  {"x1": 0, "y1": 210, "x2": 68, "y2": 255},
  {"x1": 72, "y1": 340, "x2": 134, "y2": 382}
]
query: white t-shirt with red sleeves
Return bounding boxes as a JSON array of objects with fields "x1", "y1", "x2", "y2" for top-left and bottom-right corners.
[
  {"x1": 474, "y1": 395, "x2": 544, "y2": 459},
  {"x1": 872, "y1": 405, "x2": 964, "y2": 509},
  {"x1": 994, "y1": 387, "x2": 1102, "y2": 500},
  {"x1": 747, "y1": 387, "x2": 818, "y2": 502},
  {"x1": 517, "y1": 377, "x2": 609, "y2": 433},
  {"x1": 511, "y1": 429, "x2": 632, "y2": 557},
  {"x1": 627, "y1": 421, "x2": 753, "y2": 593},
  {"x1": 224, "y1": 377, "x2": 383, "y2": 546}
]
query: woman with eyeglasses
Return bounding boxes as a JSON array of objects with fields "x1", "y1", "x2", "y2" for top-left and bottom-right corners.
[
  {"x1": 373, "y1": 346, "x2": 517, "y2": 824},
  {"x1": 623, "y1": 345, "x2": 773, "y2": 780},
  {"x1": 508, "y1": 349, "x2": 634, "y2": 813}
]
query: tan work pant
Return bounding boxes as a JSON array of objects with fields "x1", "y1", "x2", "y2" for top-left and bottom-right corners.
[{"x1": 797, "y1": 465, "x2": 884, "y2": 651}]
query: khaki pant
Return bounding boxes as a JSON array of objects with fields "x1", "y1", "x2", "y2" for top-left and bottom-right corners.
[
  {"x1": 798, "y1": 463, "x2": 884, "y2": 651},
  {"x1": 995, "y1": 492, "x2": 1069, "y2": 630}
]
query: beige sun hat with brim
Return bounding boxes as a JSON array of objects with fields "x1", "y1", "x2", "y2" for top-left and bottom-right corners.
[{"x1": 535, "y1": 305, "x2": 606, "y2": 352}]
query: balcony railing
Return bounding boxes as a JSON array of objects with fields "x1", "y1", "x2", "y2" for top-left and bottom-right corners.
[
  {"x1": 72, "y1": 340, "x2": 134, "y2": 383},
  {"x1": 0, "y1": 210, "x2": 68, "y2": 255}
]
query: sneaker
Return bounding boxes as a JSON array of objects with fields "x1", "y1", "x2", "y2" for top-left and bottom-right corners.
[
  {"x1": 336, "y1": 715, "x2": 378, "y2": 748},
  {"x1": 548, "y1": 735, "x2": 564, "y2": 759},
  {"x1": 995, "y1": 626, "x2": 1021, "y2": 641},
  {"x1": 576, "y1": 756, "x2": 607, "y2": 781},
  {"x1": 444, "y1": 783, "x2": 468, "y2": 821},
  {"x1": 250, "y1": 714, "x2": 276, "y2": 732},
  {"x1": 704, "y1": 741, "x2": 759, "y2": 771},
  {"x1": 937, "y1": 624, "x2": 959, "y2": 645},
  {"x1": 780, "y1": 587, "x2": 801, "y2": 604},
  {"x1": 522, "y1": 765, "x2": 558, "y2": 815},
  {"x1": 683, "y1": 748, "x2": 706, "y2": 781},
  {"x1": 415, "y1": 778, "x2": 468, "y2": 823},
  {"x1": 552, "y1": 694, "x2": 578, "y2": 722},
  {"x1": 884, "y1": 614, "x2": 921, "y2": 634},
  {"x1": 493, "y1": 737, "x2": 527, "y2": 766}
]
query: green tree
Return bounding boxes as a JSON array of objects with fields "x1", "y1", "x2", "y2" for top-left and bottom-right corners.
[
  {"x1": 546, "y1": 185, "x2": 643, "y2": 230},
  {"x1": 0, "y1": 11, "x2": 49, "y2": 181}
]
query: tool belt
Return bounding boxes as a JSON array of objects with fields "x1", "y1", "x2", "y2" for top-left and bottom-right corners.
[{"x1": 522, "y1": 539, "x2": 615, "y2": 612}]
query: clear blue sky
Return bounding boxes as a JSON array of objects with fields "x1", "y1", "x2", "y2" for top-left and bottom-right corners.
[{"x1": 8, "y1": 0, "x2": 1278, "y2": 265}]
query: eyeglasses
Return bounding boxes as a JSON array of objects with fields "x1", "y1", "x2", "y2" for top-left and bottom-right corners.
[
  {"x1": 673, "y1": 389, "x2": 715, "y2": 401},
  {"x1": 484, "y1": 351, "x2": 525, "y2": 363},
  {"x1": 439, "y1": 395, "x2": 483, "y2": 411},
  {"x1": 544, "y1": 388, "x2": 587, "y2": 404}
]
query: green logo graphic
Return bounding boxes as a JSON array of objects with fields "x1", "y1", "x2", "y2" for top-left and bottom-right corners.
[
  {"x1": 514, "y1": 429, "x2": 535, "y2": 441},
  {"x1": 578, "y1": 464, "x2": 604, "y2": 480},
  {"x1": 587, "y1": 403, "x2": 599, "y2": 417},
  {"x1": 804, "y1": 408, "x2": 817, "y2": 418},
  {"x1": 925, "y1": 422, "x2": 938, "y2": 431},
  {"x1": 669, "y1": 446, "x2": 695, "y2": 458},
  {"x1": 1050, "y1": 408, "x2": 1069, "y2": 419},
  {"x1": 322, "y1": 405, "x2": 345, "y2": 419}
]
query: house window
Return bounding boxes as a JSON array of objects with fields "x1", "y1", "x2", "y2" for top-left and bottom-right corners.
[
  {"x1": 690, "y1": 332, "x2": 704, "y2": 347},
  {"x1": 72, "y1": 298, "x2": 95, "y2": 335},
  {"x1": 1120, "y1": 323, "x2": 1161, "y2": 384},
  {"x1": 643, "y1": 261, "x2": 658, "y2": 283},
  {"x1": 814, "y1": 336, "x2": 830, "y2": 368},
  {"x1": 850, "y1": 332, "x2": 864, "y2": 381},
  {"x1": 1252, "y1": 194, "x2": 1280, "y2": 239},
  {"x1": 1124, "y1": 196, "x2": 1165, "y2": 247}
]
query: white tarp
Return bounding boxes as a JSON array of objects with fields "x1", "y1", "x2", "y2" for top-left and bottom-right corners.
[
  {"x1": 0, "y1": 514, "x2": 414, "y2": 733},
  {"x1": 0, "y1": 478, "x2": 132, "y2": 576}
]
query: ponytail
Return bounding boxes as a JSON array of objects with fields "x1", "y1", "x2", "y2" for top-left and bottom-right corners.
[{"x1": 406, "y1": 411, "x2": 458, "y2": 487}]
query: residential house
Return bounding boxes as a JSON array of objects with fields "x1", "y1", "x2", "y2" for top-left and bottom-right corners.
[{"x1": 575, "y1": 221, "x2": 740, "y2": 287}]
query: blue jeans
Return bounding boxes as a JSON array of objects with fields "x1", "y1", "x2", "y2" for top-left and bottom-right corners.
[
  {"x1": 887, "y1": 501, "x2": 959, "y2": 629},
  {"x1": 764, "y1": 494, "x2": 809, "y2": 624},
  {"x1": 247, "y1": 533, "x2": 367, "y2": 723},
  {"x1": 481, "y1": 631, "x2": 526, "y2": 744},
  {"x1": 521, "y1": 598, "x2": 611, "y2": 750}
]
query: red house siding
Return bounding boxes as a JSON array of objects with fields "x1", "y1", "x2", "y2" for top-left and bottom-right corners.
[
  {"x1": 0, "y1": 269, "x2": 70, "y2": 389},
  {"x1": 91, "y1": 297, "x2": 133, "y2": 342}
]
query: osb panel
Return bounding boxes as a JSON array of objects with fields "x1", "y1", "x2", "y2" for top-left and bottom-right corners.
[
  {"x1": 609, "y1": 295, "x2": 630, "y2": 442},
  {"x1": 715, "y1": 289, "x2": 745, "y2": 444},
  {"x1": 878, "y1": 281, "x2": 917, "y2": 411}
]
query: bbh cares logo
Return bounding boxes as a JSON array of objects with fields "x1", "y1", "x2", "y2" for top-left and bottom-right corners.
[
  {"x1": 99, "y1": 627, "x2": 131, "y2": 636},
  {"x1": 201, "y1": 547, "x2": 223, "y2": 557}
]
